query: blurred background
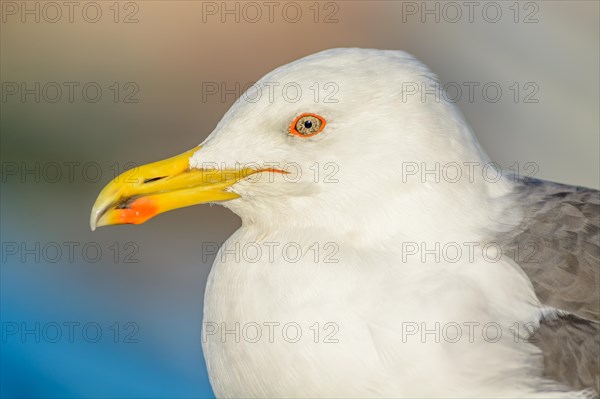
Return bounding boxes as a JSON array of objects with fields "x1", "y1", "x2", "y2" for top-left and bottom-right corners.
[{"x1": 1, "y1": 1, "x2": 598, "y2": 398}]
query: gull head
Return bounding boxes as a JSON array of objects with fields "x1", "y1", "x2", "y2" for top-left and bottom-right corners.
[{"x1": 91, "y1": 48, "x2": 511, "y2": 241}]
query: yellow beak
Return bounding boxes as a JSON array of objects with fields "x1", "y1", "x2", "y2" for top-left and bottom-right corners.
[{"x1": 90, "y1": 146, "x2": 275, "y2": 230}]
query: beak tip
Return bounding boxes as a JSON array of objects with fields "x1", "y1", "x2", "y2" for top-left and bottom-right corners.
[
  {"x1": 90, "y1": 206, "x2": 103, "y2": 231},
  {"x1": 90, "y1": 214, "x2": 97, "y2": 231}
]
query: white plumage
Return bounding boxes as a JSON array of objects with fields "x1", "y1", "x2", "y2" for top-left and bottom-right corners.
[{"x1": 195, "y1": 49, "x2": 597, "y2": 398}]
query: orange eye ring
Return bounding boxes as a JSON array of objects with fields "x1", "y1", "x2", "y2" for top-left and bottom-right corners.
[{"x1": 289, "y1": 113, "x2": 326, "y2": 138}]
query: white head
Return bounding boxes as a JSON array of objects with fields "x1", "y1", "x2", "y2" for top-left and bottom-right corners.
[{"x1": 91, "y1": 48, "x2": 514, "y2": 243}]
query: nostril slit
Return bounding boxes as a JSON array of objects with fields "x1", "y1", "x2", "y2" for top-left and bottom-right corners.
[{"x1": 143, "y1": 176, "x2": 167, "y2": 184}]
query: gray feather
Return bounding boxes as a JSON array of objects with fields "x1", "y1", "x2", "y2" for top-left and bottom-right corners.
[{"x1": 500, "y1": 177, "x2": 600, "y2": 392}]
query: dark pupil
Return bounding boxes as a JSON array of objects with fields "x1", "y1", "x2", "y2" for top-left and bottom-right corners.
[{"x1": 303, "y1": 120, "x2": 313, "y2": 129}]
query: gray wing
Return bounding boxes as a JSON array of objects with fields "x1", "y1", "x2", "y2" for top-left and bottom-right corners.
[{"x1": 499, "y1": 177, "x2": 599, "y2": 392}]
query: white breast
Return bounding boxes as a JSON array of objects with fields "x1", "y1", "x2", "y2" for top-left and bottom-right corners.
[{"x1": 201, "y1": 225, "x2": 583, "y2": 398}]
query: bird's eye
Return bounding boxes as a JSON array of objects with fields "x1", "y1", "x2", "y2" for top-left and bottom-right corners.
[{"x1": 289, "y1": 113, "x2": 326, "y2": 137}]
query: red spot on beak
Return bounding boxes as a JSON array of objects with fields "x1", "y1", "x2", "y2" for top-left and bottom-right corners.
[{"x1": 115, "y1": 197, "x2": 159, "y2": 225}]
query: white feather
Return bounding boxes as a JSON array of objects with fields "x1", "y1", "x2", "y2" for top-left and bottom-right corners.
[{"x1": 192, "y1": 48, "x2": 587, "y2": 398}]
